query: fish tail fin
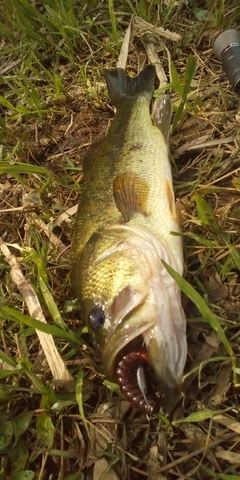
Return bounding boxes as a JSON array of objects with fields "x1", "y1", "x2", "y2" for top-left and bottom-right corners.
[{"x1": 104, "y1": 65, "x2": 156, "y2": 107}]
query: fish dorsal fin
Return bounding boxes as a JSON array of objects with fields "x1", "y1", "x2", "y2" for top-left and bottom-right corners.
[
  {"x1": 166, "y1": 178, "x2": 179, "y2": 223},
  {"x1": 113, "y1": 174, "x2": 149, "y2": 222},
  {"x1": 152, "y1": 94, "x2": 172, "y2": 146}
]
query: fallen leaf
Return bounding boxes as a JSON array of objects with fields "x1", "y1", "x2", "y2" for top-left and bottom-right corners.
[
  {"x1": 179, "y1": 423, "x2": 220, "y2": 469},
  {"x1": 146, "y1": 445, "x2": 167, "y2": 480},
  {"x1": 215, "y1": 450, "x2": 240, "y2": 464},
  {"x1": 210, "y1": 364, "x2": 232, "y2": 404},
  {"x1": 93, "y1": 458, "x2": 120, "y2": 480},
  {"x1": 213, "y1": 415, "x2": 240, "y2": 434},
  {"x1": 204, "y1": 267, "x2": 228, "y2": 303}
]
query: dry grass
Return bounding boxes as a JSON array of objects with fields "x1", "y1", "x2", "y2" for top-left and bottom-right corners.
[{"x1": 1, "y1": 1, "x2": 240, "y2": 479}]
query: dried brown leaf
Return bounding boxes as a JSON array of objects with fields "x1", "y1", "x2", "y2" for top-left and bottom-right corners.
[
  {"x1": 146, "y1": 445, "x2": 167, "y2": 480},
  {"x1": 93, "y1": 458, "x2": 120, "y2": 480},
  {"x1": 213, "y1": 414, "x2": 240, "y2": 434},
  {"x1": 210, "y1": 364, "x2": 232, "y2": 405},
  {"x1": 215, "y1": 449, "x2": 240, "y2": 464}
]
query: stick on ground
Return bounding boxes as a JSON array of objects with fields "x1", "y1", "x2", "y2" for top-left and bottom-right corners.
[{"x1": 0, "y1": 237, "x2": 74, "y2": 390}]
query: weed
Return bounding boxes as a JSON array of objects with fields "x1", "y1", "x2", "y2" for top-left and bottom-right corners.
[{"x1": 1, "y1": 0, "x2": 240, "y2": 479}]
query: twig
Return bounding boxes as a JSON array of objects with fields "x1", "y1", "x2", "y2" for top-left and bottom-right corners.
[
  {"x1": 28, "y1": 214, "x2": 66, "y2": 254},
  {"x1": 0, "y1": 237, "x2": 74, "y2": 390},
  {"x1": 142, "y1": 41, "x2": 168, "y2": 87},
  {"x1": 177, "y1": 134, "x2": 240, "y2": 155},
  {"x1": 133, "y1": 16, "x2": 181, "y2": 42},
  {"x1": 157, "y1": 431, "x2": 237, "y2": 473},
  {"x1": 52, "y1": 204, "x2": 78, "y2": 227},
  {"x1": 117, "y1": 16, "x2": 134, "y2": 69},
  {"x1": 117, "y1": 15, "x2": 180, "y2": 77}
]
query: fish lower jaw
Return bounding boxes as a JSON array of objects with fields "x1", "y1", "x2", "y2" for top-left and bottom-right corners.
[
  {"x1": 112, "y1": 326, "x2": 184, "y2": 415},
  {"x1": 103, "y1": 295, "x2": 186, "y2": 414}
]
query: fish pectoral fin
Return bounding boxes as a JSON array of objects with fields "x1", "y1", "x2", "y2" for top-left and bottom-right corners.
[
  {"x1": 113, "y1": 174, "x2": 149, "y2": 222},
  {"x1": 166, "y1": 178, "x2": 179, "y2": 223}
]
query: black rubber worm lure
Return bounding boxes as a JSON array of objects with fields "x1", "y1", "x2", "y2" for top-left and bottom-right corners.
[{"x1": 116, "y1": 352, "x2": 160, "y2": 414}]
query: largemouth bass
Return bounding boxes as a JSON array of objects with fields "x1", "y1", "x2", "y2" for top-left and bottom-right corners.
[{"x1": 71, "y1": 65, "x2": 187, "y2": 414}]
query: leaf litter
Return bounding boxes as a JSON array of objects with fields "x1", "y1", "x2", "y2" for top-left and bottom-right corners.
[{"x1": 1, "y1": 1, "x2": 240, "y2": 479}]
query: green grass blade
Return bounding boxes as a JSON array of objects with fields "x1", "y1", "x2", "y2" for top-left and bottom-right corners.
[
  {"x1": 18, "y1": 359, "x2": 49, "y2": 394},
  {"x1": 0, "y1": 163, "x2": 55, "y2": 177},
  {"x1": 0, "y1": 349, "x2": 17, "y2": 368},
  {"x1": 0, "y1": 306, "x2": 81, "y2": 344},
  {"x1": 182, "y1": 55, "x2": 197, "y2": 100},
  {"x1": 218, "y1": 476, "x2": 240, "y2": 480},
  {"x1": 108, "y1": 0, "x2": 118, "y2": 43},
  {"x1": 39, "y1": 277, "x2": 68, "y2": 330},
  {"x1": 224, "y1": 241, "x2": 240, "y2": 270},
  {"x1": 0, "y1": 369, "x2": 20, "y2": 379},
  {"x1": 170, "y1": 61, "x2": 183, "y2": 97},
  {"x1": 172, "y1": 55, "x2": 196, "y2": 131},
  {"x1": 194, "y1": 193, "x2": 220, "y2": 231},
  {"x1": 173, "y1": 407, "x2": 231, "y2": 425},
  {"x1": 161, "y1": 261, "x2": 234, "y2": 359},
  {"x1": 75, "y1": 367, "x2": 89, "y2": 435},
  {"x1": 36, "y1": 411, "x2": 55, "y2": 449}
]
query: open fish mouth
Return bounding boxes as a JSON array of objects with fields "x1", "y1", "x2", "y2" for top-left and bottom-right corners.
[
  {"x1": 116, "y1": 351, "x2": 160, "y2": 414},
  {"x1": 101, "y1": 305, "x2": 158, "y2": 413},
  {"x1": 114, "y1": 336, "x2": 160, "y2": 414}
]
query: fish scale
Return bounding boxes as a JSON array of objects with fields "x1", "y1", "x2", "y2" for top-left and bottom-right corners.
[{"x1": 70, "y1": 65, "x2": 187, "y2": 413}]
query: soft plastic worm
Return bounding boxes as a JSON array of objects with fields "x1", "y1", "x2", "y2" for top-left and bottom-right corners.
[{"x1": 116, "y1": 352, "x2": 159, "y2": 414}]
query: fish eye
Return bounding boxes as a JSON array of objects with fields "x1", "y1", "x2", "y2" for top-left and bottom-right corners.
[{"x1": 88, "y1": 306, "x2": 105, "y2": 329}]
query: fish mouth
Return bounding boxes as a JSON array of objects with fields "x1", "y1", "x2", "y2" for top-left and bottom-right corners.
[
  {"x1": 101, "y1": 303, "x2": 160, "y2": 414},
  {"x1": 102, "y1": 295, "x2": 185, "y2": 414},
  {"x1": 115, "y1": 335, "x2": 160, "y2": 414}
]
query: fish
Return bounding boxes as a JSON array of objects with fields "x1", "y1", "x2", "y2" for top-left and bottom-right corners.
[{"x1": 70, "y1": 64, "x2": 187, "y2": 414}]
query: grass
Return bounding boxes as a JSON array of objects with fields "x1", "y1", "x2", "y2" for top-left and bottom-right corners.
[{"x1": 1, "y1": 0, "x2": 240, "y2": 479}]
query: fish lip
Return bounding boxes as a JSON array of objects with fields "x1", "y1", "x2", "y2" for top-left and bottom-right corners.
[{"x1": 101, "y1": 317, "x2": 155, "y2": 382}]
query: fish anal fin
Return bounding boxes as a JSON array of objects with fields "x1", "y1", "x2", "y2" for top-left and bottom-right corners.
[
  {"x1": 166, "y1": 178, "x2": 179, "y2": 223},
  {"x1": 113, "y1": 174, "x2": 149, "y2": 221}
]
